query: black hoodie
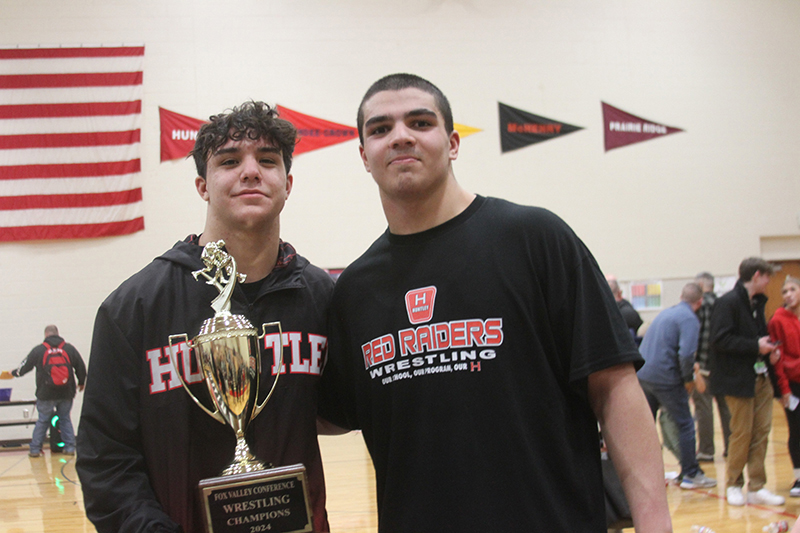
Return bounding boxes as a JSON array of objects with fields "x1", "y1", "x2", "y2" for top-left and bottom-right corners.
[
  {"x1": 13, "y1": 334, "x2": 86, "y2": 400},
  {"x1": 77, "y1": 237, "x2": 334, "y2": 533}
]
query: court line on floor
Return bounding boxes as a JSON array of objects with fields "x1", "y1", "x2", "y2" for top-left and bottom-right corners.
[
  {"x1": 0, "y1": 453, "x2": 27, "y2": 478},
  {"x1": 682, "y1": 486, "x2": 798, "y2": 519}
]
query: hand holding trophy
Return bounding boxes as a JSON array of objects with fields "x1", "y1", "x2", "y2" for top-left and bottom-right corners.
[{"x1": 169, "y1": 240, "x2": 313, "y2": 533}]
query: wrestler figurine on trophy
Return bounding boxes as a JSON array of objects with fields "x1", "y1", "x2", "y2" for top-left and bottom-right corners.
[{"x1": 169, "y1": 240, "x2": 313, "y2": 533}]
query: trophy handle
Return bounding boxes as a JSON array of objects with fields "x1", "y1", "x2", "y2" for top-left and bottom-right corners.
[
  {"x1": 252, "y1": 321, "x2": 284, "y2": 420},
  {"x1": 168, "y1": 333, "x2": 226, "y2": 425}
]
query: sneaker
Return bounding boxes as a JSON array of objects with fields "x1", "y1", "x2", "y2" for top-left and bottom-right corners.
[
  {"x1": 28, "y1": 451, "x2": 42, "y2": 458},
  {"x1": 791, "y1": 480, "x2": 800, "y2": 498},
  {"x1": 727, "y1": 486, "x2": 745, "y2": 506},
  {"x1": 696, "y1": 452, "x2": 714, "y2": 462},
  {"x1": 747, "y1": 488, "x2": 785, "y2": 506},
  {"x1": 680, "y1": 472, "x2": 717, "y2": 489}
]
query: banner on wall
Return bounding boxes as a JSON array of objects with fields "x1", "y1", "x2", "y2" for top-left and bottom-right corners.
[
  {"x1": 602, "y1": 102, "x2": 683, "y2": 152},
  {"x1": 498, "y1": 102, "x2": 583, "y2": 153},
  {"x1": 454, "y1": 123, "x2": 482, "y2": 138},
  {"x1": 275, "y1": 105, "x2": 357, "y2": 155},
  {"x1": 160, "y1": 107, "x2": 206, "y2": 162},
  {"x1": 0, "y1": 45, "x2": 145, "y2": 242},
  {"x1": 160, "y1": 105, "x2": 359, "y2": 162}
]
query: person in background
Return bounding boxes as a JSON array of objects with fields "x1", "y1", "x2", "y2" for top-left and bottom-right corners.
[
  {"x1": 5, "y1": 325, "x2": 86, "y2": 457},
  {"x1": 693, "y1": 271, "x2": 731, "y2": 462},
  {"x1": 320, "y1": 73, "x2": 671, "y2": 533},
  {"x1": 769, "y1": 275, "x2": 800, "y2": 497},
  {"x1": 637, "y1": 283, "x2": 715, "y2": 489},
  {"x1": 607, "y1": 275, "x2": 644, "y2": 339},
  {"x1": 710, "y1": 257, "x2": 783, "y2": 507}
]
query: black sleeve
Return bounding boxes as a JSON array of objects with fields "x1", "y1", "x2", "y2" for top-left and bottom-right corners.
[
  {"x1": 68, "y1": 345, "x2": 87, "y2": 386},
  {"x1": 562, "y1": 254, "x2": 643, "y2": 382},
  {"x1": 12, "y1": 347, "x2": 39, "y2": 378},
  {"x1": 317, "y1": 303, "x2": 360, "y2": 430},
  {"x1": 76, "y1": 304, "x2": 182, "y2": 533}
]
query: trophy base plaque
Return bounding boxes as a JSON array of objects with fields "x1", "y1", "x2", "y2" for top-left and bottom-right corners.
[{"x1": 199, "y1": 464, "x2": 313, "y2": 533}]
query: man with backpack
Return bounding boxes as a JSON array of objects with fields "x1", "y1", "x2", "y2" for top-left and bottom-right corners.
[{"x1": 8, "y1": 324, "x2": 86, "y2": 457}]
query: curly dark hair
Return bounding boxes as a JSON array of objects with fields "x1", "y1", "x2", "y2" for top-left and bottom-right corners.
[{"x1": 191, "y1": 101, "x2": 297, "y2": 178}]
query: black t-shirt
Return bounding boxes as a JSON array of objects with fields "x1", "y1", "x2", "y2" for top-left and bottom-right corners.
[{"x1": 321, "y1": 196, "x2": 641, "y2": 532}]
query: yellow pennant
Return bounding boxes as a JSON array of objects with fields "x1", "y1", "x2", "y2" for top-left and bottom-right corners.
[{"x1": 454, "y1": 123, "x2": 482, "y2": 138}]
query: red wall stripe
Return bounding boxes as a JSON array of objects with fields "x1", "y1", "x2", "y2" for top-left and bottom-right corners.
[
  {"x1": 0, "y1": 188, "x2": 142, "y2": 210},
  {"x1": 0, "y1": 71, "x2": 143, "y2": 89},
  {"x1": 0, "y1": 47, "x2": 144, "y2": 60},
  {"x1": 0, "y1": 217, "x2": 144, "y2": 241},
  {"x1": 0, "y1": 159, "x2": 141, "y2": 180},
  {"x1": 0, "y1": 101, "x2": 142, "y2": 119},
  {"x1": 0, "y1": 129, "x2": 140, "y2": 149}
]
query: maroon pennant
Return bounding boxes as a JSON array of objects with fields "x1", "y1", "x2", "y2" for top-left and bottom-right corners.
[{"x1": 602, "y1": 102, "x2": 683, "y2": 152}]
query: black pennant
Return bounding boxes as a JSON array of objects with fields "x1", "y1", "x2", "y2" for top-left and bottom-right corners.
[{"x1": 498, "y1": 102, "x2": 583, "y2": 153}]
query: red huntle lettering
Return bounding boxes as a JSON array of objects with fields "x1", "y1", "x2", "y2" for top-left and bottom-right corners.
[
  {"x1": 146, "y1": 347, "x2": 182, "y2": 394},
  {"x1": 146, "y1": 332, "x2": 326, "y2": 395},
  {"x1": 265, "y1": 331, "x2": 326, "y2": 376}
]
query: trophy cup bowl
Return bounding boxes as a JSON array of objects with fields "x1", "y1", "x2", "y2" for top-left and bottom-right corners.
[
  {"x1": 167, "y1": 240, "x2": 313, "y2": 532},
  {"x1": 170, "y1": 312, "x2": 274, "y2": 475}
]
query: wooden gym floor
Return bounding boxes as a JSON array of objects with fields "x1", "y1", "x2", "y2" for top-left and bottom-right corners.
[{"x1": 1, "y1": 408, "x2": 798, "y2": 533}]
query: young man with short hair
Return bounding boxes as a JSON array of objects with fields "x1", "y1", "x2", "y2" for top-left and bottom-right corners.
[
  {"x1": 321, "y1": 74, "x2": 671, "y2": 532},
  {"x1": 710, "y1": 257, "x2": 782, "y2": 507},
  {"x1": 77, "y1": 102, "x2": 334, "y2": 532}
]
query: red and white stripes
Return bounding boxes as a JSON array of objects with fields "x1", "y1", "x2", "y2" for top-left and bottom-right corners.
[{"x1": 0, "y1": 45, "x2": 145, "y2": 241}]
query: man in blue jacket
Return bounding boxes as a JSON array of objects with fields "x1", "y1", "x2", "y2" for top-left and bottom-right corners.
[{"x1": 638, "y1": 283, "x2": 713, "y2": 489}]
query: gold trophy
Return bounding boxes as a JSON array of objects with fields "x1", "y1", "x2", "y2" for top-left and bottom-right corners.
[{"x1": 169, "y1": 241, "x2": 313, "y2": 533}]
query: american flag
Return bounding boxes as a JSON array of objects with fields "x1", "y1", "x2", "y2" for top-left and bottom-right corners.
[{"x1": 0, "y1": 45, "x2": 144, "y2": 241}]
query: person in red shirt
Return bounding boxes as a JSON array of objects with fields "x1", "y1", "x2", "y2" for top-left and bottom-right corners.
[{"x1": 769, "y1": 275, "x2": 800, "y2": 497}]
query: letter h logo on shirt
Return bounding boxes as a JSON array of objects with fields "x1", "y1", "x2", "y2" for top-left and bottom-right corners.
[{"x1": 405, "y1": 286, "x2": 437, "y2": 325}]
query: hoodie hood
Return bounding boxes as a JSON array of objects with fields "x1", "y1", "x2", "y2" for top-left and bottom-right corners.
[{"x1": 155, "y1": 236, "x2": 309, "y2": 300}]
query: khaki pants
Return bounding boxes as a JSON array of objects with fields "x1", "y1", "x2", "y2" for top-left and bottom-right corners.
[{"x1": 725, "y1": 374, "x2": 774, "y2": 491}]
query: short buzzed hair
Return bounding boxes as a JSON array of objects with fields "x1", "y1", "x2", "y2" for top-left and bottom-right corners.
[
  {"x1": 44, "y1": 325, "x2": 59, "y2": 337},
  {"x1": 695, "y1": 272, "x2": 714, "y2": 292},
  {"x1": 356, "y1": 73, "x2": 454, "y2": 144},
  {"x1": 681, "y1": 283, "x2": 703, "y2": 304}
]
